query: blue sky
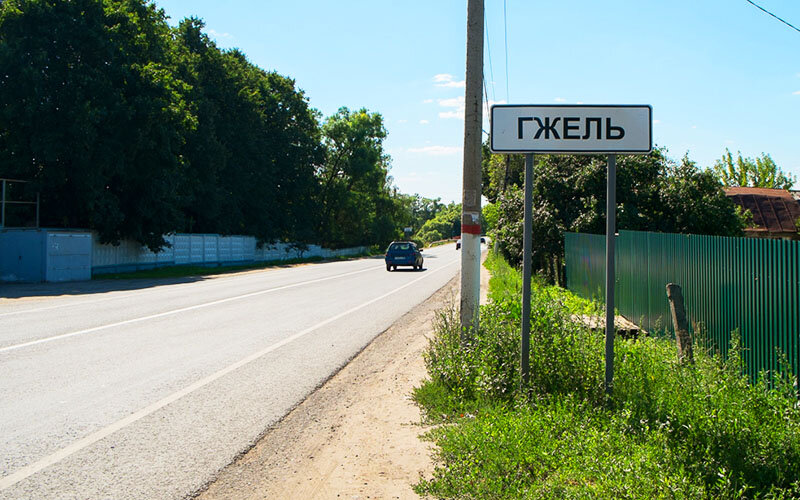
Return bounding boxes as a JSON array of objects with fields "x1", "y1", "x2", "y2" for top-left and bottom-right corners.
[{"x1": 160, "y1": 0, "x2": 800, "y2": 204}]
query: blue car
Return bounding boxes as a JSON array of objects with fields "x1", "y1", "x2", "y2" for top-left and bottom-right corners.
[{"x1": 385, "y1": 241, "x2": 423, "y2": 271}]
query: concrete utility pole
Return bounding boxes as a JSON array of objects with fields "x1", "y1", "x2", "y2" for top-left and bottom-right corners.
[{"x1": 460, "y1": 0, "x2": 484, "y2": 337}]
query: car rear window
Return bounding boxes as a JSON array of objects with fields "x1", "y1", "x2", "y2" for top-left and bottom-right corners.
[{"x1": 389, "y1": 243, "x2": 412, "y2": 251}]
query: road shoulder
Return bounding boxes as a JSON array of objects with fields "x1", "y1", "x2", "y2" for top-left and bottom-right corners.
[{"x1": 194, "y1": 274, "x2": 461, "y2": 499}]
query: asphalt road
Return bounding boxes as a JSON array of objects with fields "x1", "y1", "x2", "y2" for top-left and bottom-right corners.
[{"x1": 0, "y1": 243, "x2": 463, "y2": 499}]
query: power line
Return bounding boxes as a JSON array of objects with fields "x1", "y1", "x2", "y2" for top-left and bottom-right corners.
[
  {"x1": 503, "y1": 0, "x2": 510, "y2": 102},
  {"x1": 744, "y1": 0, "x2": 800, "y2": 34},
  {"x1": 483, "y1": 69, "x2": 491, "y2": 116},
  {"x1": 484, "y1": 15, "x2": 496, "y2": 101}
]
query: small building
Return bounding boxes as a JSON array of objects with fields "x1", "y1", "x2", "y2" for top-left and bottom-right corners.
[
  {"x1": 725, "y1": 187, "x2": 800, "y2": 241},
  {"x1": 0, "y1": 229, "x2": 92, "y2": 282}
]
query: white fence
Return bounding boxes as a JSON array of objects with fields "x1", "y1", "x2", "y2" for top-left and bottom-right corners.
[{"x1": 92, "y1": 233, "x2": 369, "y2": 275}]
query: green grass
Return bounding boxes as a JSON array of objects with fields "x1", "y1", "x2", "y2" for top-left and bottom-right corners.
[
  {"x1": 94, "y1": 251, "x2": 375, "y2": 280},
  {"x1": 413, "y1": 252, "x2": 800, "y2": 499}
]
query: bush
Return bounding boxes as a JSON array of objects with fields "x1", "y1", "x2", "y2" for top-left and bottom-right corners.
[{"x1": 420, "y1": 254, "x2": 604, "y2": 411}]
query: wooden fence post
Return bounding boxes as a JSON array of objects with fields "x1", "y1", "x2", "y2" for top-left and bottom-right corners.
[{"x1": 666, "y1": 283, "x2": 693, "y2": 364}]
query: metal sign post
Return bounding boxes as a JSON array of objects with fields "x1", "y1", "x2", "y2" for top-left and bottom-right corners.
[
  {"x1": 604, "y1": 154, "x2": 616, "y2": 394},
  {"x1": 489, "y1": 104, "x2": 651, "y2": 394},
  {"x1": 521, "y1": 153, "x2": 534, "y2": 386}
]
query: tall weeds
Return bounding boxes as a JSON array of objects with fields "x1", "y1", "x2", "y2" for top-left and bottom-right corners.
[{"x1": 415, "y1": 252, "x2": 800, "y2": 499}]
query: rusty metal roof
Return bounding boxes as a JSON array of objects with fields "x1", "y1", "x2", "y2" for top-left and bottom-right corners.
[{"x1": 725, "y1": 187, "x2": 800, "y2": 236}]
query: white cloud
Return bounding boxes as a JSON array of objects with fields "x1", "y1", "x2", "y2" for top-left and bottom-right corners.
[
  {"x1": 437, "y1": 96, "x2": 465, "y2": 120},
  {"x1": 439, "y1": 110, "x2": 464, "y2": 120},
  {"x1": 408, "y1": 145, "x2": 461, "y2": 156},
  {"x1": 438, "y1": 97, "x2": 463, "y2": 108},
  {"x1": 433, "y1": 74, "x2": 466, "y2": 88},
  {"x1": 419, "y1": 119, "x2": 429, "y2": 124},
  {"x1": 691, "y1": 125, "x2": 698, "y2": 129},
  {"x1": 554, "y1": 97, "x2": 566, "y2": 102},
  {"x1": 423, "y1": 99, "x2": 434, "y2": 104},
  {"x1": 207, "y1": 29, "x2": 233, "y2": 39},
  {"x1": 397, "y1": 119, "x2": 408, "y2": 124},
  {"x1": 793, "y1": 90, "x2": 800, "y2": 95},
  {"x1": 653, "y1": 119, "x2": 661, "y2": 124},
  {"x1": 576, "y1": 101, "x2": 584, "y2": 105}
]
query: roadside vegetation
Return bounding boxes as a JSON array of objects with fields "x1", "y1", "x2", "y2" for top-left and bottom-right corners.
[
  {"x1": 0, "y1": 0, "x2": 447, "y2": 252},
  {"x1": 413, "y1": 252, "x2": 800, "y2": 499},
  {"x1": 482, "y1": 146, "x2": 794, "y2": 286}
]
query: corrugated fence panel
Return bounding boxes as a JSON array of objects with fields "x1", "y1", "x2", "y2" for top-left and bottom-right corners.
[
  {"x1": 566, "y1": 230, "x2": 800, "y2": 381},
  {"x1": 565, "y1": 233, "x2": 607, "y2": 302}
]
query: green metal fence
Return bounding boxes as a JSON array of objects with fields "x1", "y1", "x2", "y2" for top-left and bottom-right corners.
[{"x1": 565, "y1": 230, "x2": 800, "y2": 380}]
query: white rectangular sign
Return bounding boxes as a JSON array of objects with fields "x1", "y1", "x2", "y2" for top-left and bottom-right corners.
[{"x1": 490, "y1": 104, "x2": 652, "y2": 154}]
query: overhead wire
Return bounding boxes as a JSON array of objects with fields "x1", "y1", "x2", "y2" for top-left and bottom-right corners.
[
  {"x1": 482, "y1": 4, "x2": 498, "y2": 136},
  {"x1": 744, "y1": 0, "x2": 800, "y2": 33},
  {"x1": 483, "y1": 70, "x2": 491, "y2": 118},
  {"x1": 482, "y1": 11, "x2": 492, "y2": 120},
  {"x1": 503, "y1": 0, "x2": 510, "y2": 102},
  {"x1": 484, "y1": 14, "x2": 497, "y2": 102}
]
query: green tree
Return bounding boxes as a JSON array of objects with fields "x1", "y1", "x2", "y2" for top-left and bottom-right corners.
[
  {"x1": 415, "y1": 203, "x2": 461, "y2": 245},
  {"x1": 490, "y1": 149, "x2": 745, "y2": 283},
  {"x1": 659, "y1": 154, "x2": 746, "y2": 236},
  {"x1": 316, "y1": 107, "x2": 395, "y2": 248},
  {"x1": 0, "y1": 2, "x2": 411, "y2": 252},
  {"x1": 713, "y1": 149, "x2": 795, "y2": 189},
  {"x1": 391, "y1": 193, "x2": 446, "y2": 235},
  {"x1": 172, "y1": 19, "x2": 322, "y2": 244},
  {"x1": 481, "y1": 141, "x2": 524, "y2": 204},
  {"x1": 0, "y1": 0, "x2": 195, "y2": 250},
  {"x1": 482, "y1": 202, "x2": 499, "y2": 234}
]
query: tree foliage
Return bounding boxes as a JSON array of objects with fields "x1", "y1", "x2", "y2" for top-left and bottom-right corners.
[
  {"x1": 484, "y1": 146, "x2": 746, "y2": 282},
  {"x1": 315, "y1": 107, "x2": 398, "y2": 248},
  {"x1": 172, "y1": 19, "x2": 322, "y2": 244},
  {"x1": 393, "y1": 194, "x2": 446, "y2": 234},
  {"x1": 415, "y1": 203, "x2": 461, "y2": 245},
  {"x1": 713, "y1": 149, "x2": 795, "y2": 190},
  {"x1": 481, "y1": 143, "x2": 524, "y2": 204},
  {"x1": 0, "y1": 0, "x2": 427, "y2": 251},
  {"x1": 0, "y1": 0, "x2": 192, "y2": 249}
]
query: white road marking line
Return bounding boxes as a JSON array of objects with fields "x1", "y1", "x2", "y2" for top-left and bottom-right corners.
[
  {"x1": 0, "y1": 261, "x2": 367, "y2": 318},
  {"x1": 0, "y1": 265, "x2": 383, "y2": 354},
  {"x1": 0, "y1": 294, "x2": 136, "y2": 318},
  {"x1": 0, "y1": 258, "x2": 458, "y2": 491}
]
